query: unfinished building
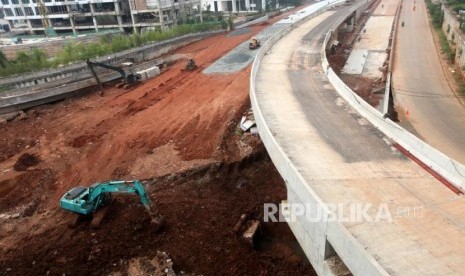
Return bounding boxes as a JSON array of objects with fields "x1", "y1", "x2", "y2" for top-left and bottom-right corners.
[{"x1": 0, "y1": 0, "x2": 201, "y2": 35}]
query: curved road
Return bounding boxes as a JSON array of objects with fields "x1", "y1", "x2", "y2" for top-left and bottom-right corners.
[
  {"x1": 255, "y1": 4, "x2": 465, "y2": 275},
  {"x1": 392, "y1": 0, "x2": 465, "y2": 164}
]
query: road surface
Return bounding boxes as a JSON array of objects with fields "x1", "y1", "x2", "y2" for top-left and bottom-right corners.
[
  {"x1": 255, "y1": 4, "x2": 465, "y2": 275},
  {"x1": 392, "y1": 0, "x2": 465, "y2": 164}
]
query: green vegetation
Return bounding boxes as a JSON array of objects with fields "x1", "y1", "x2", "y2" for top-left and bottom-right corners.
[
  {"x1": 445, "y1": 0, "x2": 465, "y2": 13},
  {"x1": 426, "y1": 0, "x2": 465, "y2": 95},
  {"x1": 425, "y1": 0, "x2": 444, "y2": 28},
  {"x1": 0, "y1": 48, "x2": 49, "y2": 77},
  {"x1": 454, "y1": 68, "x2": 465, "y2": 95},
  {"x1": 438, "y1": 29, "x2": 456, "y2": 61},
  {"x1": 0, "y1": 21, "x2": 225, "y2": 77},
  {"x1": 425, "y1": 0, "x2": 454, "y2": 61}
]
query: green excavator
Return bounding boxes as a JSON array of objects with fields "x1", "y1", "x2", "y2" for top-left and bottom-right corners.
[{"x1": 60, "y1": 180, "x2": 164, "y2": 230}]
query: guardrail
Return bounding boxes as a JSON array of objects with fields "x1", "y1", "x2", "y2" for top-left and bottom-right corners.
[
  {"x1": 382, "y1": 0, "x2": 403, "y2": 114},
  {"x1": 321, "y1": 4, "x2": 465, "y2": 191},
  {"x1": 250, "y1": 1, "x2": 389, "y2": 275}
]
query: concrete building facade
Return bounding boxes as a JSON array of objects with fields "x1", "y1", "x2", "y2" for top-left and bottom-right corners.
[
  {"x1": 203, "y1": 0, "x2": 265, "y2": 13},
  {"x1": 0, "y1": 0, "x2": 201, "y2": 35}
]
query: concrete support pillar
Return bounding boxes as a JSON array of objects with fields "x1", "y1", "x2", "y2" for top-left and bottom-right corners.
[
  {"x1": 232, "y1": 0, "x2": 237, "y2": 12},
  {"x1": 127, "y1": 0, "x2": 137, "y2": 33},
  {"x1": 156, "y1": 0, "x2": 165, "y2": 29},
  {"x1": 90, "y1": 3, "x2": 99, "y2": 32},
  {"x1": 26, "y1": 19, "x2": 33, "y2": 34},
  {"x1": 346, "y1": 16, "x2": 354, "y2": 32},
  {"x1": 172, "y1": 9, "x2": 178, "y2": 24},
  {"x1": 65, "y1": 4, "x2": 78, "y2": 35},
  {"x1": 245, "y1": 0, "x2": 250, "y2": 11},
  {"x1": 114, "y1": 1, "x2": 124, "y2": 31}
]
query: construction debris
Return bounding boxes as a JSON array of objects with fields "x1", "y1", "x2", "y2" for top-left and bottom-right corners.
[
  {"x1": 240, "y1": 116, "x2": 256, "y2": 132},
  {"x1": 123, "y1": 251, "x2": 198, "y2": 276},
  {"x1": 233, "y1": 212, "x2": 262, "y2": 248}
]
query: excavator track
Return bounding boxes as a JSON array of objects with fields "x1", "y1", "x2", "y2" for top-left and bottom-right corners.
[
  {"x1": 67, "y1": 213, "x2": 88, "y2": 229},
  {"x1": 90, "y1": 199, "x2": 115, "y2": 229}
]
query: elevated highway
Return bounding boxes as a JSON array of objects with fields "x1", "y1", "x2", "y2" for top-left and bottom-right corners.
[{"x1": 252, "y1": 3, "x2": 465, "y2": 275}]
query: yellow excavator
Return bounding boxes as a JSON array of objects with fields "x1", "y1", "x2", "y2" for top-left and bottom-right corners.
[
  {"x1": 249, "y1": 37, "x2": 261, "y2": 50},
  {"x1": 184, "y1": 58, "x2": 197, "y2": 71}
]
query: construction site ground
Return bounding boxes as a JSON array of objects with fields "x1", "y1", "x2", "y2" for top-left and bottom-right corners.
[{"x1": 0, "y1": 15, "x2": 315, "y2": 276}]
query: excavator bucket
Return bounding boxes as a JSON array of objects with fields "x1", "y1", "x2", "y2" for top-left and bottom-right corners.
[{"x1": 145, "y1": 205, "x2": 165, "y2": 231}]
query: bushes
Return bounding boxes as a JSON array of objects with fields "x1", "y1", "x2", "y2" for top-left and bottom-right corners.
[
  {"x1": 0, "y1": 48, "x2": 49, "y2": 77},
  {"x1": 438, "y1": 30, "x2": 456, "y2": 61},
  {"x1": 0, "y1": 21, "x2": 225, "y2": 77},
  {"x1": 425, "y1": 0, "x2": 444, "y2": 28},
  {"x1": 425, "y1": 0, "x2": 455, "y2": 61}
]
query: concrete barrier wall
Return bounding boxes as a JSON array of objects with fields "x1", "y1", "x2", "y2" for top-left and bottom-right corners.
[
  {"x1": 382, "y1": 0, "x2": 402, "y2": 114},
  {"x1": 0, "y1": 58, "x2": 162, "y2": 114},
  {"x1": 321, "y1": 15, "x2": 465, "y2": 192},
  {"x1": 250, "y1": 1, "x2": 388, "y2": 275},
  {"x1": 235, "y1": 15, "x2": 270, "y2": 29}
]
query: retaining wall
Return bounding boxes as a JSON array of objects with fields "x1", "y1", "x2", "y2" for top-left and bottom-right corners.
[
  {"x1": 0, "y1": 29, "x2": 224, "y2": 114},
  {"x1": 0, "y1": 30, "x2": 223, "y2": 91}
]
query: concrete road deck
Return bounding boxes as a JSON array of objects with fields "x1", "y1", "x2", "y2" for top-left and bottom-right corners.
[
  {"x1": 342, "y1": 0, "x2": 399, "y2": 79},
  {"x1": 255, "y1": 6, "x2": 465, "y2": 275},
  {"x1": 392, "y1": 0, "x2": 465, "y2": 164}
]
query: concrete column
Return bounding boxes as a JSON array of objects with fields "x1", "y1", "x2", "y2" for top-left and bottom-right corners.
[
  {"x1": 26, "y1": 19, "x2": 33, "y2": 34},
  {"x1": 172, "y1": 9, "x2": 178, "y2": 23},
  {"x1": 245, "y1": 0, "x2": 250, "y2": 11},
  {"x1": 114, "y1": 1, "x2": 124, "y2": 31},
  {"x1": 89, "y1": 3, "x2": 99, "y2": 32},
  {"x1": 346, "y1": 16, "x2": 354, "y2": 32},
  {"x1": 65, "y1": 3, "x2": 77, "y2": 35},
  {"x1": 127, "y1": 0, "x2": 137, "y2": 33},
  {"x1": 178, "y1": 0, "x2": 185, "y2": 23},
  {"x1": 157, "y1": 0, "x2": 165, "y2": 29},
  {"x1": 232, "y1": 0, "x2": 237, "y2": 12}
]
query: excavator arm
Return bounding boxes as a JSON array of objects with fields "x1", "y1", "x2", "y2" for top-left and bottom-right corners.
[
  {"x1": 61, "y1": 180, "x2": 151, "y2": 214},
  {"x1": 60, "y1": 179, "x2": 164, "y2": 230},
  {"x1": 87, "y1": 180, "x2": 151, "y2": 210},
  {"x1": 86, "y1": 59, "x2": 141, "y2": 95},
  {"x1": 86, "y1": 59, "x2": 127, "y2": 78}
]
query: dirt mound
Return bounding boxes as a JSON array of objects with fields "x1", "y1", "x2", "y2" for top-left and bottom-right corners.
[
  {"x1": 13, "y1": 153, "x2": 40, "y2": 171},
  {"x1": 0, "y1": 153, "x2": 314, "y2": 276},
  {"x1": 0, "y1": 169, "x2": 56, "y2": 213},
  {"x1": 69, "y1": 134, "x2": 105, "y2": 148}
]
